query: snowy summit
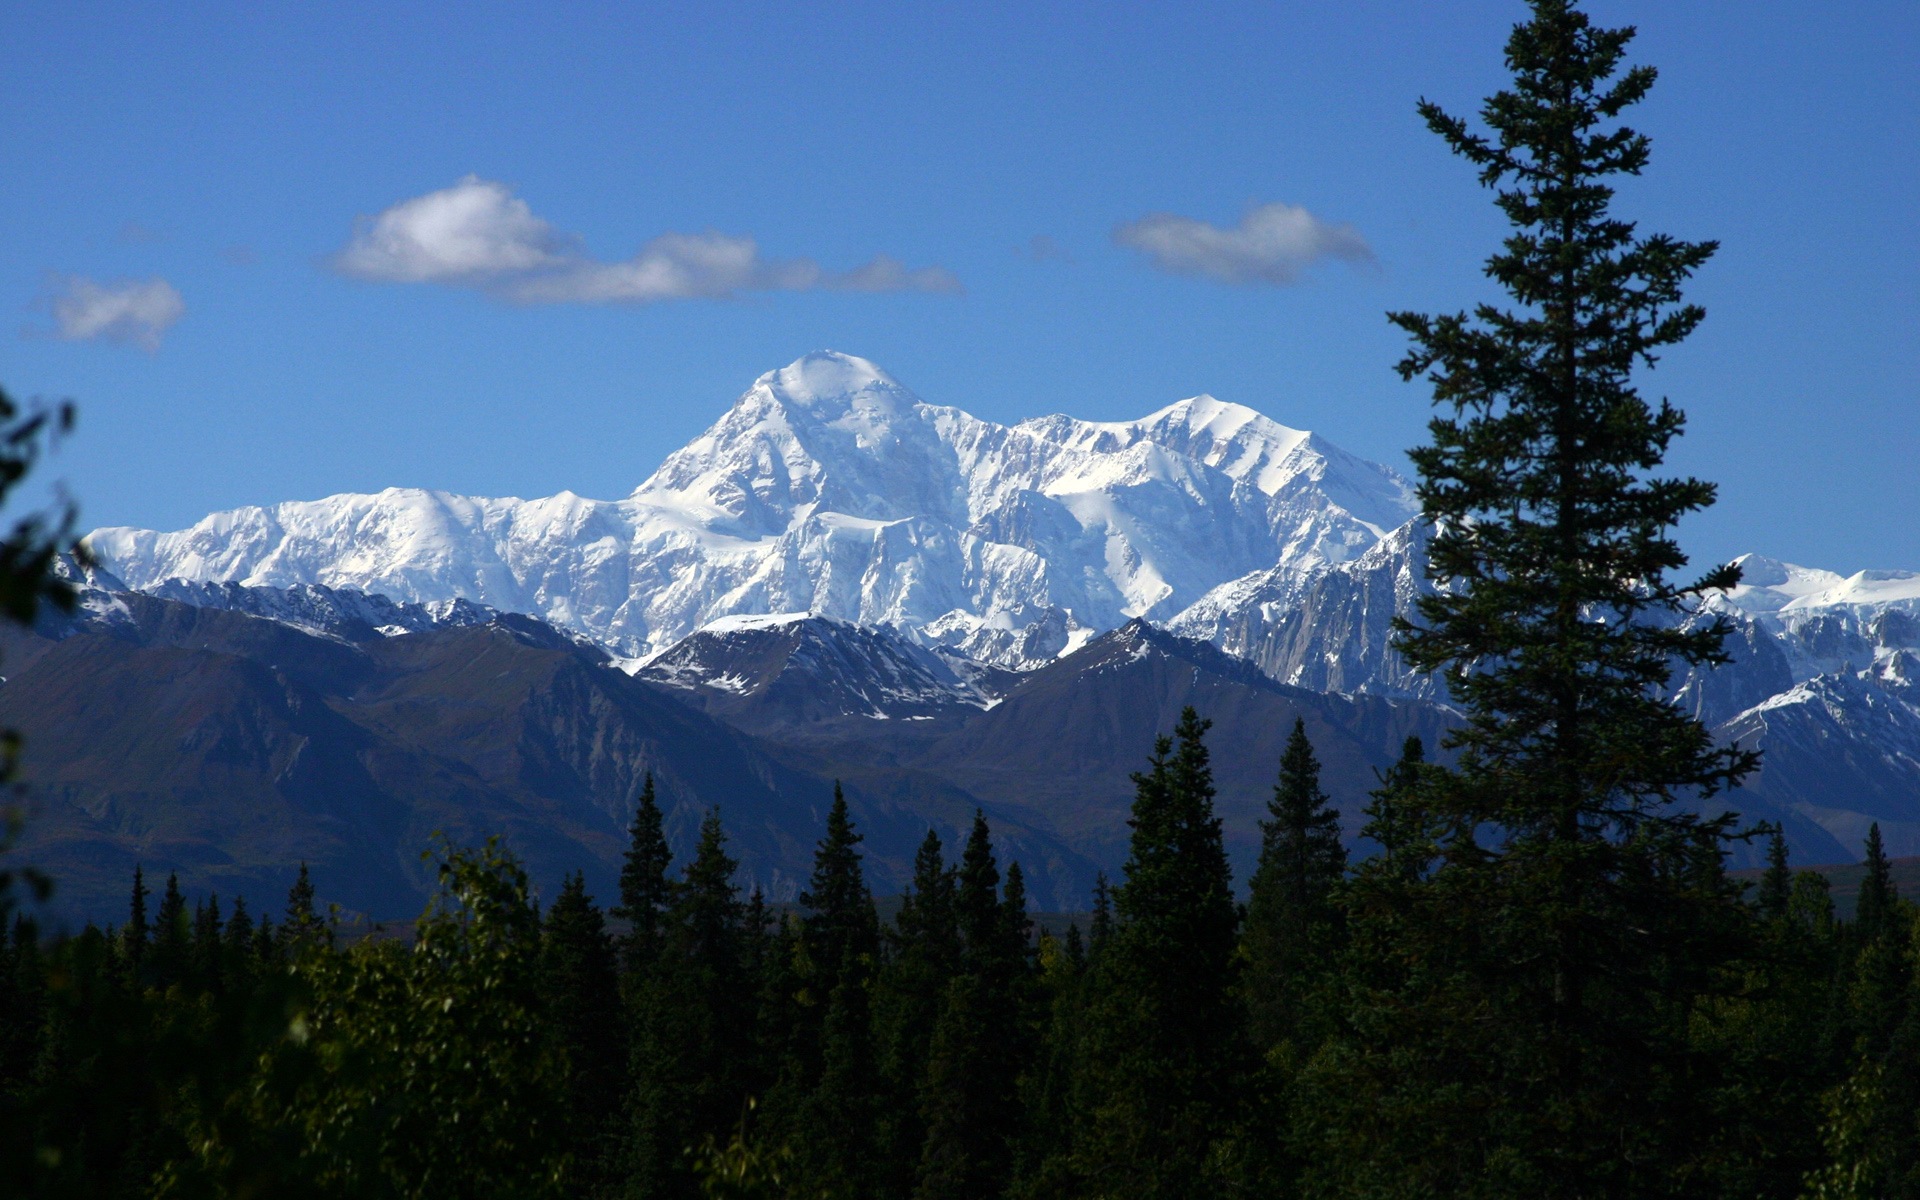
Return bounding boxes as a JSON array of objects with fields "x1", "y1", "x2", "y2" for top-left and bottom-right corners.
[{"x1": 84, "y1": 351, "x2": 1418, "y2": 667}]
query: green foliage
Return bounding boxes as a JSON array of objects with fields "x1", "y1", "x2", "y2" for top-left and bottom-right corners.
[
  {"x1": 542, "y1": 872, "x2": 625, "y2": 1193},
  {"x1": 628, "y1": 808, "x2": 758, "y2": 1200},
  {"x1": 237, "y1": 839, "x2": 570, "y2": 1199},
  {"x1": 1242, "y1": 717, "x2": 1346, "y2": 1054},
  {"x1": 874, "y1": 829, "x2": 959, "y2": 1197},
  {"x1": 1299, "y1": 4, "x2": 1767, "y2": 1195},
  {"x1": 913, "y1": 818, "x2": 1033, "y2": 1200},
  {"x1": 1058, "y1": 708, "x2": 1247, "y2": 1199},
  {"x1": 615, "y1": 773, "x2": 674, "y2": 978}
]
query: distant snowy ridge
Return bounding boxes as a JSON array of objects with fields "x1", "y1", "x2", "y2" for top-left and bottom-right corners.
[
  {"x1": 1714, "y1": 554, "x2": 1920, "y2": 683},
  {"x1": 1165, "y1": 531, "x2": 1920, "y2": 860},
  {"x1": 84, "y1": 351, "x2": 1417, "y2": 668}
]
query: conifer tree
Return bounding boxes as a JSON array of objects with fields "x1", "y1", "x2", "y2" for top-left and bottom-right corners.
[
  {"x1": 1064, "y1": 708, "x2": 1245, "y2": 1198},
  {"x1": 222, "y1": 896, "x2": 255, "y2": 988},
  {"x1": 614, "y1": 773, "x2": 673, "y2": 980},
  {"x1": 914, "y1": 818, "x2": 1031, "y2": 1200},
  {"x1": 1758, "y1": 829, "x2": 1793, "y2": 921},
  {"x1": 1359, "y1": 736, "x2": 1438, "y2": 881},
  {"x1": 1310, "y1": 4, "x2": 1762, "y2": 1194},
  {"x1": 1087, "y1": 874, "x2": 1112, "y2": 960},
  {"x1": 283, "y1": 862, "x2": 323, "y2": 949},
  {"x1": 153, "y1": 871, "x2": 188, "y2": 988},
  {"x1": 1016, "y1": 920, "x2": 1088, "y2": 1197},
  {"x1": 808, "y1": 973, "x2": 880, "y2": 1199},
  {"x1": 1242, "y1": 717, "x2": 1346, "y2": 1052},
  {"x1": 799, "y1": 785, "x2": 880, "y2": 988},
  {"x1": 877, "y1": 829, "x2": 960, "y2": 1196},
  {"x1": 193, "y1": 894, "x2": 224, "y2": 993},
  {"x1": 252, "y1": 913, "x2": 278, "y2": 967},
  {"x1": 1854, "y1": 822, "x2": 1897, "y2": 941},
  {"x1": 541, "y1": 872, "x2": 624, "y2": 1194},
  {"x1": 124, "y1": 865, "x2": 150, "y2": 976},
  {"x1": 739, "y1": 886, "x2": 781, "y2": 1101},
  {"x1": 785, "y1": 785, "x2": 882, "y2": 1198},
  {"x1": 628, "y1": 808, "x2": 754, "y2": 1200}
]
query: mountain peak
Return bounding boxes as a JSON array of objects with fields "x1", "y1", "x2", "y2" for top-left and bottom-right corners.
[{"x1": 754, "y1": 351, "x2": 911, "y2": 417}]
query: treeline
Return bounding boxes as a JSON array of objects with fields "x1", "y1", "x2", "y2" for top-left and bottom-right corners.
[{"x1": 2, "y1": 714, "x2": 1917, "y2": 1198}]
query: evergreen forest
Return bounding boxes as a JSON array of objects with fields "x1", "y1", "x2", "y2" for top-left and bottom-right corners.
[{"x1": 3, "y1": 3, "x2": 1918, "y2": 1196}]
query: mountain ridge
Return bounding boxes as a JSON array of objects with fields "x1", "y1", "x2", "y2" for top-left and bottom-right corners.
[{"x1": 84, "y1": 351, "x2": 1417, "y2": 667}]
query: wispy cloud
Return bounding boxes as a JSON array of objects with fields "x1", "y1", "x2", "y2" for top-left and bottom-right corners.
[
  {"x1": 333, "y1": 176, "x2": 961, "y2": 303},
  {"x1": 1114, "y1": 202, "x2": 1373, "y2": 286},
  {"x1": 45, "y1": 275, "x2": 185, "y2": 351}
]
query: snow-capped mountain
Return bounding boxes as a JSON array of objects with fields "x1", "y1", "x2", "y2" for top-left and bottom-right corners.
[
  {"x1": 140, "y1": 578, "x2": 501, "y2": 640},
  {"x1": 84, "y1": 351, "x2": 1417, "y2": 667},
  {"x1": 1720, "y1": 665, "x2": 1920, "y2": 859},
  {"x1": 1718, "y1": 555, "x2": 1920, "y2": 682},
  {"x1": 1167, "y1": 531, "x2": 1920, "y2": 860},
  {"x1": 70, "y1": 350, "x2": 1920, "y2": 866}
]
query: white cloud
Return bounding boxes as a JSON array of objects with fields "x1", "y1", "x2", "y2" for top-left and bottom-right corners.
[
  {"x1": 334, "y1": 176, "x2": 961, "y2": 303},
  {"x1": 49, "y1": 275, "x2": 185, "y2": 351},
  {"x1": 333, "y1": 175, "x2": 569, "y2": 284},
  {"x1": 1113, "y1": 202, "x2": 1373, "y2": 286}
]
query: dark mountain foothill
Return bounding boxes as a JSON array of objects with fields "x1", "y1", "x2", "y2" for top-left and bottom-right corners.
[
  {"x1": 6, "y1": 573, "x2": 1901, "y2": 923},
  {"x1": 0, "y1": 590, "x2": 1093, "y2": 922}
]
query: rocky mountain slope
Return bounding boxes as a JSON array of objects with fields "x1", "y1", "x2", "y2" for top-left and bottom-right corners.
[{"x1": 636, "y1": 611, "x2": 1017, "y2": 737}]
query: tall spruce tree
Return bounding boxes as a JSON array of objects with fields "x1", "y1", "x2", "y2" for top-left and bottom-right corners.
[
  {"x1": 614, "y1": 773, "x2": 673, "y2": 981},
  {"x1": 1242, "y1": 717, "x2": 1347, "y2": 1053},
  {"x1": 1308, "y1": 5, "x2": 1762, "y2": 1195},
  {"x1": 192, "y1": 894, "x2": 223, "y2": 993},
  {"x1": 914, "y1": 816, "x2": 1030, "y2": 1200},
  {"x1": 540, "y1": 872, "x2": 624, "y2": 1195},
  {"x1": 283, "y1": 862, "x2": 323, "y2": 949},
  {"x1": 799, "y1": 785, "x2": 881, "y2": 989},
  {"x1": 877, "y1": 829, "x2": 960, "y2": 1197},
  {"x1": 1855, "y1": 822, "x2": 1897, "y2": 942},
  {"x1": 153, "y1": 871, "x2": 188, "y2": 988},
  {"x1": 1087, "y1": 874, "x2": 1113, "y2": 961},
  {"x1": 1758, "y1": 829, "x2": 1793, "y2": 921},
  {"x1": 222, "y1": 896, "x2": 255, "y2": 988},
  {"x1": 1064, "y1": 708, "x2": 1245, "y2": 1198},
  {"x1": 628, "y1": 808, "x2": 753, "y2": 1200},
  {"x1": 783, "y1": 784, "x2": 882, "y2": 1198},
  {"x1": 124, "y1": 865, "x2": 150, "y2": 977}
]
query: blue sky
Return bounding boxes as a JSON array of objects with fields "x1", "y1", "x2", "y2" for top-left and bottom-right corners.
[{"x1": 2, "y1": 1, "x2": 1914, "y2": 572}]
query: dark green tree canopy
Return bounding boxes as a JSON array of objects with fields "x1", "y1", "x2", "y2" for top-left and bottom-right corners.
[
  {"x1": 800, "y1": 784, "x2": 880, "y2": 986},
  {"x1": 614, "y1": 772, "x2": 673, "y2": 975},
  {"x1": 1243, "y1": 717, "x2": 1347, "y2": 1050},
  {"x1": 1392, "y1": 0, "x2": 1756, "y2": 823}
]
